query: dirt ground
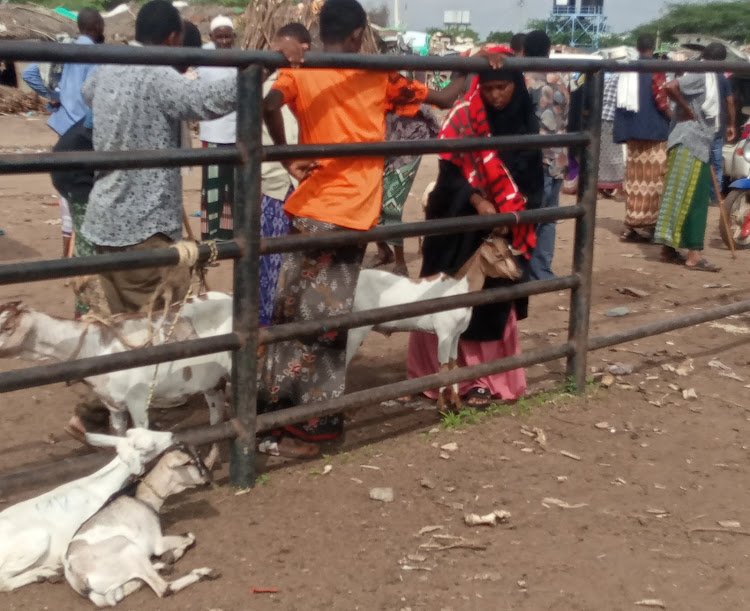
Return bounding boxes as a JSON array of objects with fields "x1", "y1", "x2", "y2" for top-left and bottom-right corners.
[{"x1": 2, "y1": 113, "x2": 750, "y2": 610}]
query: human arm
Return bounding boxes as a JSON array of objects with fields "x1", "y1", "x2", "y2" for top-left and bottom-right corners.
[
  {"x1": 424, "y1": 49, "x2": 506, "y2": 109},
  {"x1": 665, "y1": 78, "x2": 694, "y2": 122},
  {"x1": 21, "y1": 64, "x2": 57, "y2": 100},
  {"x1": 726, "y1": 93, "x2": 737, "y2": 142},
  {"x1": 262, "y1": 71, "x2": 318, "y2": 181}
]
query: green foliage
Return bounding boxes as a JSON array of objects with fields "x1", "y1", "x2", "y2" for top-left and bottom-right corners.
[
  {"x1": 256, "y1": 473, "x2": 270, "y2": 485},
  {"x1": 486, "y1": 30, "x2": 514, "y2": 44},
  {"x1": 631, "y1": 1, "x2": 750, "y2": 44},
  {"x1": 426, "y1": 26, "x2": 481, "y2": 42}
]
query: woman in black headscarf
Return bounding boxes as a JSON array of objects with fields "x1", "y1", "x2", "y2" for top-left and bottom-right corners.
[{"x1": 407, "y1": 52, "x2": 544, "y2": 408}]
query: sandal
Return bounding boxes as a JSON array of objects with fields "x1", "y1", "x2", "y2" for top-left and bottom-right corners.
[
  {"x1": 620, "y1": 229, "x2": 651, "y2": 243},
  {"x1": 464, "y1": 387, "x2": 495, "y2": 409},
  {"x1": 660, "y1": 247, "x2": 687, "y2": 265},
  {"x1": 364, "y1": 248, "x2": 394, "y2": 269},
  {"x1": 686, "y1": 258, "x2": 721, "y2": 273},
  {"x1": 258, "y1": 434, "x2": 320, "y2": 459}
]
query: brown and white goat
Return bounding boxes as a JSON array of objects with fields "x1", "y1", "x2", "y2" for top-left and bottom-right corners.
[
  {"x1": 0, "y1": 429, "x2": 176, "y2": 591},
  {"x1": 346, "y1": 236, "x2": 521, "y2": 410},
  {"x1": 0, "y1": 292, "x2": 232, "y2": 440},
  {"x1": 63, "y1": 446, "x2": 217, "y2": 607}
]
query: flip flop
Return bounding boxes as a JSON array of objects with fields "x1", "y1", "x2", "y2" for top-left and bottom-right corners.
[{"x1": 686, "y1": 258, "x2": 721, "y2": 273}]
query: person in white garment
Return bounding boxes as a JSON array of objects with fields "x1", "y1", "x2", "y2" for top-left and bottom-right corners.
[{"x1": 197, "y1": 15, "x2": 237, "y2": 240}]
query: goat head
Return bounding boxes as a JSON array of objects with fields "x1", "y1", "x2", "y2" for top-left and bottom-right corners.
[
  {"x1": 0, "y1": 301, "x2": 30, "y2": 357},
  {"x1": 479, "y1": 238, "x2": 522, "y2": 281}
]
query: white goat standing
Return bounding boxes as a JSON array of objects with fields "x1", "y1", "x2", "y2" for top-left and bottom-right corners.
[
  {"x1": 0, "y1": 429, "x2": 176, "y2": 591},
  {"x1": 64, "y1": 447, "x2": 217, "y2": 607},
  {"x1": 346, "y1": 237, "x2": 521, "y2": 410},
  {"x1": 0, "y1": 292, "x2": 233, "y2": 438}
]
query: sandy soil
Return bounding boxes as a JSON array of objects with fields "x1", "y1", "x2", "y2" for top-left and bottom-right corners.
[{"x1": 2, "y1": 114, "x2": 750, "y2": 610}]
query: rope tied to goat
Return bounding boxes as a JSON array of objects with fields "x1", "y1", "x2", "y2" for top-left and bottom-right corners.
[{"x1": 69, "y1": 239, "x2": 218, "y2": 363}]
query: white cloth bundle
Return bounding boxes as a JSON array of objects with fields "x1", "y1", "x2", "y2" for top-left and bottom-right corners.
[
  {"x1": 616, "y1": 72, "x2": 640, "y2": 113},
  {"x1": 702, "y1": 72, "x2": 720, "y2": 130}
]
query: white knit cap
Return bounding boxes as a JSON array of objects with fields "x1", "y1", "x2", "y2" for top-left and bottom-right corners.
[{"x1": 210, "y1": 15, "x2": 234, "y2": 32}]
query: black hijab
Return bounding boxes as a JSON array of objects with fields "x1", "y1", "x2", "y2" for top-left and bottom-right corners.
[{"x1": 479, "y1": 69, "x2": 544, "y2": 210}]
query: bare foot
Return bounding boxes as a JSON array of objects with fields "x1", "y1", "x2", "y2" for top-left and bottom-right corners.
[{"x1": 365, "y1": 244, "x2": 394, "y2": 269}]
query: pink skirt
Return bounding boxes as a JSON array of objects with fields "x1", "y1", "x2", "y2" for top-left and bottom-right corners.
[{"x1": 406, "y1": 307, "x2": 526, "y2": 400}]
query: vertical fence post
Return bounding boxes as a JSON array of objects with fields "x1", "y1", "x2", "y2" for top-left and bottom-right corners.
[
  {"x1": 566, "y1": 69, "x2": 604, "y2": 390},
  {"x1": 229, "y1": 64, "x2": 263, "y2": 487}
]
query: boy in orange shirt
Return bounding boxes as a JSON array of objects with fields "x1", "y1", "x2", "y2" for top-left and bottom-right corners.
[{"x1": 260, "y1": 0, "x2": 492, "y2": 457}]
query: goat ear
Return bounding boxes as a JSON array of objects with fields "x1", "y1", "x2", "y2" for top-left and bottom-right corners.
[{"x1": 85, "y1": 432, "x2": 119, "y2": 448}]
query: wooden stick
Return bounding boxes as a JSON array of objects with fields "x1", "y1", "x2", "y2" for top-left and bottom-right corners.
[
  {"x1": 688, "y1": 527, "x2": 750, "y2": 537},
  {"x1": 710, "y1": 165, "x2": 737, "y2": 259},
  {"x1": 66, "y1": 231, "x2": 76, "y2": 258},
  {"x1": 182, "y1": 206, "x2": 198, "y2": 242}
]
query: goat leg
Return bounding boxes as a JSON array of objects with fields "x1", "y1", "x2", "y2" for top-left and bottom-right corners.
[
  {"x1": 154, "y1": 533, "x2": 195, "y2": 565},
  {"x1": 447, "y1": 358, "x2": 462, "y2": 411},
  {"x1": 165, "y1": 567, "x2": 220, "y2": 595}
]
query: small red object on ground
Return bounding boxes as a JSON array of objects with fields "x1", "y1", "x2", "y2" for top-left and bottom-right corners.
[{"x1": 251, "y1": 587, "x2": 279, "y2": 594}]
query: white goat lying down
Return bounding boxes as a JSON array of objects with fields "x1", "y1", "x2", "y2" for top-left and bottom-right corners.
[
  {"x1": 64, "y1": 446, "x2": 217, "y2": 607},
  {"x1": 346, "y1": 236, "x2": 521, "y2": 410},
  {"x1": 0, "y1": 429, "x2": 175, "y2": 591},
  {"x1": 0, "y1": 292, "x2": 233, "y2": 436}
]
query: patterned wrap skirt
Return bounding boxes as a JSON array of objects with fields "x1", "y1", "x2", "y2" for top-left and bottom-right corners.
[
  {"x1": 654, "y1": 144, "x2": 711, "y2": 251},
  {"x1": 257, "y1": 216, "x2": 366, "y2": 441},
  {"x1": 624, "y1": 139, "x2": 668, "y2": 229},
  {"x1": 259, "y1": 190, "x2": 292, "y2": 327},
  {"x1": 598, "y1": 121, "x2": 624, "y2": 190},
  {"x1": 200, "y1": 142, "x2": 235, "y2": 241}
]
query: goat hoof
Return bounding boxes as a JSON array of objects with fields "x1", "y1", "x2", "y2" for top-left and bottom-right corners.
[
  {"x1": 194, "y1": 567, "x2": 220, "y2": 581},
  {"x1": 46, "y1": 572, "x2": 64, "y2": 585}
]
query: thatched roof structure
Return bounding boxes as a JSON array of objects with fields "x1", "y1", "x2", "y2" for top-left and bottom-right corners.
[
  {"x1": 0, "y1": 5, "x2": 77, "y2": 41},
  {"x1": 240, "y1": 0, "x2": 381, "y2": 53}
]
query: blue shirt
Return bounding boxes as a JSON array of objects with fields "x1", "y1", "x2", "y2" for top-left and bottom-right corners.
[{"x1": 21, "y1": 35, "x2": 97, "y2": 136}]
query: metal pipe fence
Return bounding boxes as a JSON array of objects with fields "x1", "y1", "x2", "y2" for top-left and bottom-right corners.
[{"x1": 1, "y1": 42, "x2": 747, "y2": 491}]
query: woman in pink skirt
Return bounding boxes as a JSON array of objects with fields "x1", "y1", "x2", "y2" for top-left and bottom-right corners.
[{"x1": 408, "y1": 53, "x2": 542, "y2": 408}]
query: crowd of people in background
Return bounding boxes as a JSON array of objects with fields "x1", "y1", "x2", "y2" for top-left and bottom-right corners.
[{"x1": 18, "y1": 0, "x2": 735, "y2": 455}]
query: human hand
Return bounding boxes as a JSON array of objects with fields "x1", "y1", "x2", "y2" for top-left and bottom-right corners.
[
  {"x1": 474, "y1": 197, "x2": 497, "y2": 215},
  {"x1": 272, "y1": 36, "x2": 310, "y2": 68},
  {"x1": 474, "y1": 48, "x2": 506, "y2": 70},
  {"x1": 284, "y1": 159, "x2": 320, "y2": 182},
  {"x1": 727, "y1": 125, "x2": 737, "y2": 142}
]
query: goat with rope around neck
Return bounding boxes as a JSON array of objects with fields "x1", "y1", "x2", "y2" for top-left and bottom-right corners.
[
  {"x1": 63, "y1": 444, "x2": 219, "y2": 607},
  {"x1": 0, "y1": 241, "x2": 230, "y2": 451}
]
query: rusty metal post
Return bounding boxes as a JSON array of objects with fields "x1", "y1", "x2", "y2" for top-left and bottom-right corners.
[
  {"x1": 229, "y1": 64, "x2": 263, "y2": 487},
  {"x1": 566, "y1": 69, "x2": 604, "y2": 390}
]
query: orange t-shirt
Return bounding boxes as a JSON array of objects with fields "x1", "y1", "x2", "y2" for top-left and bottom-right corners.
[{"x1": 272, "y1": 68, "x2": 429, "y2": 230}]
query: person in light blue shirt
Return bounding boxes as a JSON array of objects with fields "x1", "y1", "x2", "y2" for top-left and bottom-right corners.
[
  {"x1": 21, "y1": 7, "x2": 104, "y2": 257},
  {"x1": 22, "y1": 8, "x2": 104, "y2": 136}
]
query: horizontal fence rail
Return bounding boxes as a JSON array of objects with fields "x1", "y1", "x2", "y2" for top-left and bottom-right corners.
[
  {"x1": 0, "y1": 206, "x2": 584, "y2": 284},
  {"x1": 1, "y1": 40, "x2": 749, "y2": 74},
  {"x1": 0, "y1": 133, "x2": 590, "y2": 175}
]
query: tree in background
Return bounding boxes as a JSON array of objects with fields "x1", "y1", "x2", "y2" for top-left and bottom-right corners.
[
  {"x1": 426, "y1": 26, "x2": 481, "y2": 42},
  {"x1": 631, "y1": 0, "x2": 750, "y2": 43},
  {"x1": 368, "y1": 3, "x2": 390, "y2": 28},
  {"x1": 486, "y1": 30, "x2": 514, "y2": 44}
]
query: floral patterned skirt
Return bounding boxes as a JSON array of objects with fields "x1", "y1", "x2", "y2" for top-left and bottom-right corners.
[{"x1": 258, "y1": 216, "x2": 365, "y2": 441}]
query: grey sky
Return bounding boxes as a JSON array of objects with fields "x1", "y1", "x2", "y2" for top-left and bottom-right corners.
[{"x1": 364, "y1": 0, "x2": 705, "y2": 36}]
